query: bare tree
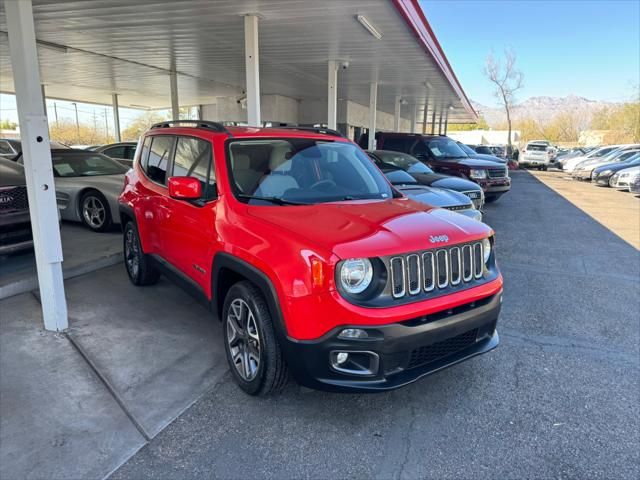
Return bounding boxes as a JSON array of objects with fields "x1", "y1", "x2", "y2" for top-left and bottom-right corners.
[{"x1": 484, "y1": 50, "x2": 524, "y2": 155}]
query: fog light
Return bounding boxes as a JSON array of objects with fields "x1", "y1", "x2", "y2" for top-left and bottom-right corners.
[
  {"x1": 336, "y1": 352, "x2": 349, "y2": 365},
  {"x1": 338, "y1": 328, "x2": 368, "y2": 339}
]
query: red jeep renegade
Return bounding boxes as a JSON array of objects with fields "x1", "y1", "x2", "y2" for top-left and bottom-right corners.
[{"x1": 119, "y1": 121, "x2": 502, "y2": 396}]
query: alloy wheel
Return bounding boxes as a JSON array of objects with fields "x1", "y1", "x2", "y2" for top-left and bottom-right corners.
[
  {"x1": 226, "y1": 298, "x2": 261, "y2": 381},
  {"x1": 124, "y1": 227, "x2": 140, "y2": 279},
  {"x1": 82, "y1": 195, "x2": 106, "y2": 229}
]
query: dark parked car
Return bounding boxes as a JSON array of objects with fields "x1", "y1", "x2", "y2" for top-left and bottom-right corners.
[
  {"x1": 383, "y1": 169, "x2": 482, "y2": 222},
  {"x1": 0, "y1": 158, "x2": 32, "y2": 255},
  {"x1": 367, "y1": 150, "x2": 484, "y2": 209},
  {"x1": 591, "y1": 153, "x2": 640, "y2": 186},
  {"x1": 457, "y1": 142, "x2": 506, "y2": 164},
  {"x1": 0, "y1": 138, "x2": 70, "y2": 162},
  {"x1": 88, "y1": 142, "x2": 138, "y2": 167},
  {"x1": 362, "y1": 133, "x2": 511, "y2": 202}
]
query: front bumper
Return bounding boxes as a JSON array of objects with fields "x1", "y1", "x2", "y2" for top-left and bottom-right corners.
[
  {"x1": 0, "y1": 213, "x2": 33, "y2": 255},
  {"x1": 519, "y1": 158, "x2": 549, "y2": 167},
  {"x1": 477, "y1": 177, "x2": 511, "y2": 195},
  {"x1": 282, "y1": 291, "x2": 501, "y2": 392},
  {"x1": 572, "y1": 169, "x2": 593, "y2": 180}
]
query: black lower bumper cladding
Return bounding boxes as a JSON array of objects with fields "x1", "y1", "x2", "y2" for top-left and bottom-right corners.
[{"x1": 283, "y1": 291, "x2": 502, "y2": 392}]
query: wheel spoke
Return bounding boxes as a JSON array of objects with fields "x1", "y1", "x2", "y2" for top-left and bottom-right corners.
[{"x1": 226, "y1": 298, "x2": 261, "y2": 381}]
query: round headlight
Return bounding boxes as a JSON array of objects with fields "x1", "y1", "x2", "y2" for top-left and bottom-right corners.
[
  {"x1": 482, "y1": 237, "x2": 492, "y2": 264},
  {"x1": 340, "y1": 258, "x2": 373, "y2": 294}
]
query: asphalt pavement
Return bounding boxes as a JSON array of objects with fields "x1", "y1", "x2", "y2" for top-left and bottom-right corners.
[{"x1": 111, "y1": 170, "x2": 640, "y2": 480}]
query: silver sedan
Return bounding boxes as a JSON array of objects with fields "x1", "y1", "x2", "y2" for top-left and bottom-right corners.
[{"x1": 21, "y1": 149, "x2": 128, "y2": 232}]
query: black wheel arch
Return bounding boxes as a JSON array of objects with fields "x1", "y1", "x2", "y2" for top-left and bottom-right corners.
[{"x1": 212, "y1": 253, "x2": 288, "y2": 339}]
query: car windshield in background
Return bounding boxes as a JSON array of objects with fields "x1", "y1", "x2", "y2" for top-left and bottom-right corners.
[
  {"x1": 527, "y1": 144, "x2": 548, "y2": 152},
  {"x1": 474, "y1": 146, "x2": 493, "y2": 155},
  {"x1": 373, "y1": 151, "x2": 433, "y2": 174},
  {"x1": 228, "y1": 139, "x2": 393, "y2": 205},
  {"x1": 424, "y1": 138, "x2": 467, "y2": 159},
  {"x1": 51, "y1": 152, "x2": 128, "y2": 177},
  {"x1": 384, "y1": 169, "x2": 419, "y2": 185}
]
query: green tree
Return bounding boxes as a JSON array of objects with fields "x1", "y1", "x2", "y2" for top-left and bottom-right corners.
[
  {"x1": 0, "y1": 119, "x2": 18, "y2": 130},
  {"x1": 121, "y1": 111, "x2": 168, "y2": 141}
]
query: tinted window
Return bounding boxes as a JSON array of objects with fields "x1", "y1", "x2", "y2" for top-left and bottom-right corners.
[
  {"x1": 374, "y1": 151, "x2": 433, "y2": 174},
  {"x1": 145, "y1": 136, "x2": 174, "y2": 184},
  {"x1": 384, "y1": 170, "x2": 418, "y2": 185},
  {"x1": 228, "y1": 139, "x2": 392, "y2": 205},
  {"x1": 0, "y1": 140, "x2": 16, "y2": 156},
  {"x1": 140, "y1": 137, "x2": 152, "y2": 167},
  {"x1": 382, "y1": 137, "x2": 414, "y2": 153},
  {"x1": 424, "y1": 138, "x2": 467, "y2": 159},
  {"x1": 50, "y1": 152, "x2": 128, "y2": 177},
  {"x1": 126, "y1": 145, "x2": 137, "y2": 160},
  {"x1": 475, "y1": 146, "x2": 493, "y2": 155},
  {"x1": 172, "y1": 137, "x2": 216, "y2": 200},
  {"x1": 103, "y1": 146, "x2": 127, "y2": 158}
]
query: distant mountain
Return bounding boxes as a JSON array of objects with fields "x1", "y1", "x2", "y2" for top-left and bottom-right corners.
[{"x1": 472, "y1": 95, "x2": 618, "y2": 127}]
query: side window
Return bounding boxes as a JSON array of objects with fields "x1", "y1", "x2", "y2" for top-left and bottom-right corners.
[
  {"x1": 139, "y1": 137, "x2": 152, "y2": 168},
  {"x1": 145, "y1": 136, "x2": 174, "y2": 185},
  {"x1": 103, "y1": 146, "x2": 126, "y2": 158},
  {"x1": 172, "y1": 137, "x2": 216, "y2": 200},
  {"x1": 126, "y1": 145, "x2": 137, "y2": 160},
  {"x1": 383, "y1": 137, "x2": 412, "y2": 153},
  {"x1": 412, "y1": 140, "x2": 429, "y2": 158}
]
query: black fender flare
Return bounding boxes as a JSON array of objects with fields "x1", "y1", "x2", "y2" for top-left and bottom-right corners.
[{"x1": 211, "y1": 252, "x2": 288, "y2": 339}]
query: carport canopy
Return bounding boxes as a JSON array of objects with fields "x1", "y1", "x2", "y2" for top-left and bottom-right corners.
[{"x1": 1, "y1": 0, "x2": 477, "y2": 331}]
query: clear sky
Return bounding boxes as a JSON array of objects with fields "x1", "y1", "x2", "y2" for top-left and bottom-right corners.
[{"x1": 420, "y1": 0, "x2": 640, "y2": 107}]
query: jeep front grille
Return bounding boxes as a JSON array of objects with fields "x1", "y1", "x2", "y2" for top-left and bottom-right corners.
[{"x1": 390, "y1": 241, "x2": 485, "y2": 299}]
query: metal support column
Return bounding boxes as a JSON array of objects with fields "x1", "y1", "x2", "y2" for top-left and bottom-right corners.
[
  {"x1": 327, "y1": 60, "x2": 338, "y2": 130},
  {"x1": 367, "y1": 83, "x2": 378, "y2": 151},
  {"x1": 438, "y1": 108, "x2": 443, "y2": 135},
  {"x1": 112, "y1": 93, "x2": 121, "y2": 142},
  {"x1": 444, "y1": 109, "x2": 449, "y2": 135},
  {"x1": 40, "y1": 84, "x2": 47, "y2": 118},
  {"x1": 422, "y1": 98, "x2": 429, "y2": 134},
  {"x1": 6, "y1": 0, "x2": 67, "y2": 331},
  {"x1": 393, "y1": 96, "x2": 401, "y2": 132},
  {"x1": 431, "y1": 106, "x2": 436, "y2": 134},
  {"x1": 170, "y1": 71, "x2": 179, "y2": 120},
  {"x1": 244, "y1": 14, "x2": 261, "y2": 126},
  {"x1": 411, "y1": 103, "x2": 418, "y2": 134}
]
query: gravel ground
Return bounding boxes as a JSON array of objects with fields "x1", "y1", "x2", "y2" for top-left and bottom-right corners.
[{"x1": 111, "y1": 170, "x2": 640, "y2": 480}]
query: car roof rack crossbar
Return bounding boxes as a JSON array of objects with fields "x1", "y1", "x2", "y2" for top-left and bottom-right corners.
[
  {"x1": 277, "y1": 126, "x2": 345, "y2": 138},
  {"x1": 150, "y1": 120, "x2": 232, "y2": 136}
]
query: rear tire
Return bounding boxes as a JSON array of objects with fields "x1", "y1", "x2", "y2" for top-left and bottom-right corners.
[
  {"x1": 80, "y1": 190, "x2": 112, "y2": 232},
  {"x1": 222, "y1": 281, "x2": 288, "y2": 396},
  {"x1": 123, "y1": 221, "x2": 160, "y2": 286}
]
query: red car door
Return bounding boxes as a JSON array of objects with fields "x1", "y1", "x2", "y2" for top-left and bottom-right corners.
[{"x1": 160, "y1": 135, "x2": 219, "y2": 293}]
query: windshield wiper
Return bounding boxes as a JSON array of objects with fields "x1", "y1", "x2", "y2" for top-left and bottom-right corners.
[{"x1": 237, "y1": 194, "x2": 309, "y2": 205}]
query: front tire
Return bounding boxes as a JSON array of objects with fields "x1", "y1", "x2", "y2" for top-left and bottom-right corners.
[
  {"x1": 223, "y1": 281, "x2": 288, "y2": 396},
  {"x1": 123, "y1": 221, "x2": 160, "y2": 286},
  {"x1": 80, "y1": 190, "x2": 112, "y2": 232}
]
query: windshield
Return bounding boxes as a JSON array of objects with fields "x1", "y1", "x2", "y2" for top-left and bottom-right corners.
[
  {"x1": 474, "y1": 146, "x2": 493, "y2": 155},
  {"x1": 458, "y1": 143, "x2": 477, "y2": 156},
  {"x1": 228, "y1": 139, "x2": 393, "y2": 205},
  {"x1": 384, "y1": 170, "x2": 419, "y2": 185},
  {"x1": 50, "y1": 152, "x2": 128, "y2": 177},
  {"x1": 373, "y1": 151, "x2": 433, "y2": 174},
  {"x1": 424, "y1": 138, "x2": 467, "y2": 159}
]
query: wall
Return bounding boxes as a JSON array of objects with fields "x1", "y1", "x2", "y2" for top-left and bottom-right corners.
[{"x1": 201, "y1": 94, "x2": 299, "y2": 124}]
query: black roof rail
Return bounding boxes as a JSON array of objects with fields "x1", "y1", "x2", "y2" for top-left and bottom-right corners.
[
  {"x1": 150, "y1": 120, "x2": 232, "y2": 136},
  {"x1": 277, "y1": 126, "x2": 345, "y2": 138}
]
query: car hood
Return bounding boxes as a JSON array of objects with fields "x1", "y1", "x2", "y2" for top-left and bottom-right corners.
[
  {"x1": 617, "y1": 166, "x2": 640, "y2": 176},
  {"x1": 0, "y1": 158, "x2": 26, "y2": 187},
  {"x1": 467, "y1": 153, "x2": 506, "y2": 163},
  {"x1": 446, "y1": 157, "x2": 504, "y2": 168},
  {"x1": 393, "y1": 184, "x2": 471, "y2": 208},
  {"x1": 412, "y1": 173, "x2": 481, "y2": 192},
  {"x1": 247, "y1": 197, "x2": 491, "y2": 259}
]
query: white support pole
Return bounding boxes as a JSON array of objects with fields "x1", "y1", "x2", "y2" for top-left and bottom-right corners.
[
  {"x1": 112, "y1": 93, "x2": 121, "y2": 142},
  {"x1": 393, "y1": 95, "x2": 401, "y2": 132},
  {"x1": 438, "y1": 108, "x2": 443, "y2": 135},
  {"x1": 170, "y1": 71, "x2": 179, "y2": 120},
  {"x1": 40, "y1": 84, "x2": 47, "y2": 118},
  {"x1": 422, "y1": 94, "x2": 430, "y2": 134},
  {"x1": 444, "y1": 109, "x2": 449, "y2": 135},
  {"x1": 327, "y1": 60, "x2": 338, "y2": 130},
  {"x1": 244, "y1": 14, "x2": 261, "y2": 126},
  {"x1": 431, "y1": 107, "x2": 437, "y2": 135},
  {"x1": 6, "y1": 0, "x2": 67, "y2": 331},
  {"x1": 411, "y1": 103, "x2": 418, "y2": 134},
  {"x1": 368, "y1": 82, "x2": 378, "y2": 151}
]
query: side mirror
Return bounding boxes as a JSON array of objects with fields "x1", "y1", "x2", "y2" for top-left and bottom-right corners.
[{"x1": 168, "y1": 176, "x2": 202, "y2": 200}]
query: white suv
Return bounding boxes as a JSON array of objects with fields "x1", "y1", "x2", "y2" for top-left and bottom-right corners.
[{"x1": 520, "y1": 141, "x2": 552, "y2": 170}]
